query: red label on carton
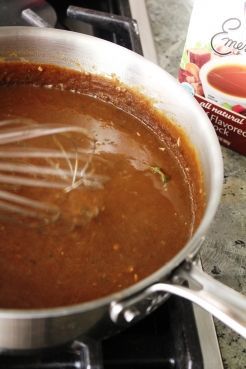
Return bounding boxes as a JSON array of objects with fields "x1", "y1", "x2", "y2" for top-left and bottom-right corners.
[{"x1": 195, "y1": 95, "x2": 245, "y2": 155}]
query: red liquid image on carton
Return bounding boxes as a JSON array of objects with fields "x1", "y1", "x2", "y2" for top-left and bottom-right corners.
[{"x1": 179, "y1": 0, "x2": 246, "y2": 155}]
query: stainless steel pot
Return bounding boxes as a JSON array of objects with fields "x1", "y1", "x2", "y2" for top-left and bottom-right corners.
[{"x1": 0, "y1": 27, "x2": 245, "y2": 352}]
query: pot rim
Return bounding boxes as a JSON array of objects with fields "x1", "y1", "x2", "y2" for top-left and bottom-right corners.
[{"x1": 0, "y1": 27, "x2": 224, "y2": 319}]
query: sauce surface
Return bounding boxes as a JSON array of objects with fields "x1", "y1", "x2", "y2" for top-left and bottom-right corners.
[
  {"x1": 0, "y1": 63, "x2": 204, "y2": 309},
  {"x1": 207, "y1": 64, "x2": 246, "y2": 97}
]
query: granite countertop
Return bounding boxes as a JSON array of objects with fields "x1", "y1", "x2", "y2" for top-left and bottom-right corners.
[{"x1": 145, "y1": 1, "x2": 246, "y2": 368}]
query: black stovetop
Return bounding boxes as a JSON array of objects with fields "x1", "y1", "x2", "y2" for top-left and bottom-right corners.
[
  {"x1": 1, "y1": 296, "x2": 203, "y2": 369},
  {"x1": 0, "y1": 1, "x2": 204, "y2": 368}
]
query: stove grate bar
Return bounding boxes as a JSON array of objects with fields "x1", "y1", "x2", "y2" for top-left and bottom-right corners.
[{"x1": 67, "y1": 6, "x2": 143, "y2": 55}]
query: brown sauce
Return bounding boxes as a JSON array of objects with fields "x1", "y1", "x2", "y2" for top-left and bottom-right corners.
[{"x1": 0, "y1": 62, "x2": 205, "y2": 309}]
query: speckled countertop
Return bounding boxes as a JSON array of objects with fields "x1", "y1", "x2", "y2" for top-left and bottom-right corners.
[{"x1": 145, "y1": 0, "x2": 246, "y2": 368}]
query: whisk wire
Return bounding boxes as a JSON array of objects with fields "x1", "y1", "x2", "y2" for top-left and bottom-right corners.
[
  {"x1": 0, "y1": 123, "x2": 92, "y2": 145},
  {"x1": 0, "y1": 119, "x2": 107, "y2": 226}
]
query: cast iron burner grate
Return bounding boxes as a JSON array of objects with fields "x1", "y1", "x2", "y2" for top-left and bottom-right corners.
[
  {"x1": 0, "y1": 0, "x2": 142, "y2": 53},
  {"x1": 0, "y1": 296, "x2": 203, "y2": 369},
  {"x1": 46, "y1": 0, "x2": 142, "y2": 53}
]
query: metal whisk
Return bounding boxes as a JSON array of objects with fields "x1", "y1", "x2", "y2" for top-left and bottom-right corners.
[{"x1": 0, "y1": 119, "x2": 107, "y2": 227}]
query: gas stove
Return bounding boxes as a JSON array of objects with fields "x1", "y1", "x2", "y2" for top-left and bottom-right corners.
[
  {"x1": 1, "y1": 296, "x2": 203, "y2": 369},
  {"x1": 0, "y1": 1, "x2": 223, "y2": 369}
]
